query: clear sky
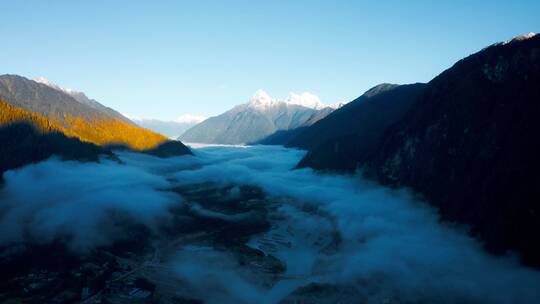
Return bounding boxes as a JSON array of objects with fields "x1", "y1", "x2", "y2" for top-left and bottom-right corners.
[{"x1": 1, "y1": 0, "x2": 539, "y2": 120}]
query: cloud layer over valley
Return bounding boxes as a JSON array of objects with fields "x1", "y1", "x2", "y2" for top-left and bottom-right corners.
[
  {"x1": 0, "y1": 145, "x2": 539, "y2": 303},
  {"x1": 0, "y1": 157, "x2": 183, "y2": 252}
]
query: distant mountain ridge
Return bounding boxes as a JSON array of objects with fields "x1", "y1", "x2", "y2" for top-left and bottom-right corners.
[
  {"x1": 131, "y1": 117, "x2": 205, "y2": 139},
  {"x1": 179, "y1": 90, "x2": 339, "y2": 144}
]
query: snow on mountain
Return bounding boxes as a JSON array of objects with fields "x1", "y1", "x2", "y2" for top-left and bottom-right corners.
[
  {"x1": 34, "y1": 76, "x2": 133, "y2": 124},
  {"x1": 245, "y1": 89, "x2": 337, "y2": 111},
  {"x1": 285, "y1": 92, "x2": 327, "y2": 109},
  {"x1": 505, "y1": 32, "x2": 537, "y2": 44},
  {"x1": 179, "y1": 90, "x2": 338, "y2": 144},
  {"x1": 327, "y1": 102, "x2": 345, "y2": 109},
  {"x1": 486, "y1": 32, "x2": 538, "y2": 49},
  {"x1": 34, "y1": 76, "x2": 76, "y2": 94}
]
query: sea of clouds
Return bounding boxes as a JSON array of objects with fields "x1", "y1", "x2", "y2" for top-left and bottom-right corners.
[{"x1": 1, "y1": 145, "x2": 539, "y2": 303}]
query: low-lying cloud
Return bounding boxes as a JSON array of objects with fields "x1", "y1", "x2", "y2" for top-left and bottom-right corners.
[
  {"x1": 0, "y1": 145, "x2": 539, "y2": 303},
  {"x1": 171, "y1": 145, "x2": 540, "y2": 304},
  {"x1": 0, "y1": 156, "x2": 182, "y2": 252}
]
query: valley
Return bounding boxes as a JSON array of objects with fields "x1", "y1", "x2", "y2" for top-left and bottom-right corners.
[
  {"x1": 1, "y1": 2, "x2": 540, "y2": 303},
  {"x1": 1, "y1": 146, "x2": 539, "y2": 303}
]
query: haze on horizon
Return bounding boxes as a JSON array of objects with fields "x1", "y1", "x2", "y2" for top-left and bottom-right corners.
[{"x1": 1, "y1": 0, "x2": 539, "y2": 121}]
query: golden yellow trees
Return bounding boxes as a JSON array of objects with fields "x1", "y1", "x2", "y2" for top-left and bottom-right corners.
[{"x1": 0, "y1": 100, "x2": 167, "y2": 150}]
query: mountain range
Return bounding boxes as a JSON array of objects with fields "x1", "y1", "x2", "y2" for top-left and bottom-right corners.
[
  {"x1": 179, "y1": 90, "x2": 340, "y2": 144},
  {"x1": 0, "y1": 75, "x2": 191, "y2": 174},
  {"x1": 1, "y1": 33, "x2": 539, "y2": 271},
  {"x1": 285, "y1": 33, "x2": 540, "y2": 268}
]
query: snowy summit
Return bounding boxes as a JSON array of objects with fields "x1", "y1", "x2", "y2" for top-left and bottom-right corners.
[
  {"x1": 246, "y1": 89, "x2": 338, "y2": 110},
  {"x1": 34, "y1": 76, "x2": 75, "y2": 94},
  {"x1": 504, "y1": 32, "x2": 537, "y2": 44}
]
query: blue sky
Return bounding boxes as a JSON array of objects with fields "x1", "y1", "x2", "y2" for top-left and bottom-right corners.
[{"x1": 1, "y1": 1, "x2": 539, "y2": 120}]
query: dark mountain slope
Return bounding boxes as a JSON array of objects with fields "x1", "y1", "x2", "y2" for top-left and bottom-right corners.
[
  {"x1": 287, "y1": 83, "x2": 424, "y2": 151},
  {"x1": 255, "y1": 127, "x2": 309, "y2": 145},
  {"x1": 364, "y1": 34, "x2": 540, "y2": 266},
  {"x1": 255, "y1": 107, "x2": 335, "y2": 145},
  {"x1": 291, "y1": 83, "x2": 426, "y2": 171},
  {"x1": 0, "y1": 100, "x2": 110, "y2": 176}
]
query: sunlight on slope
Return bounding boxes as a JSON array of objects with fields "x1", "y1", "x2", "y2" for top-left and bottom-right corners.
[{"x1": 0, "y1": 100, "x2": 168, "y2": 150}]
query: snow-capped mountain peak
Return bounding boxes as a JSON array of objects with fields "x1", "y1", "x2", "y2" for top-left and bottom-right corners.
[
  {"x1": 248, "y1": 89, "x2": 277, "y2": 109},
  {"x1": 502, "y1": 32, "x2": 537, "y2": 45},
  {"x1": 484, "y1": 32, "x2": 537, "y2": 51},
  {"x1": 285, "y1": 92, "x2": 326, "y2": 110},
  {"x1": 34, "y1": 76, "x2": 53, "y2": 86},
  {"x1": 35, "y1": 76, "x2": 93, "y2": 104},
  {"x1": 246, "y1": 90, "x2": 336, "y2": 110},
  {"x1": 180, "y1": 89, "x2": 340, "y2": 144},
  {"x1": 34, "y1": 76, "x2": 132, "y2": 123},
  {"x1": 510, "y1": 32, "x2": 537, "y2": 41},
  {"x1": 34, "y1": 76, "x2": 74, "y2": 94}
]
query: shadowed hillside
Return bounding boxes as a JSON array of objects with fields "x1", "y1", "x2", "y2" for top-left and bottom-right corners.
[
  {"x1": 292, "y1": 34, "x2": 540, "y2": 268},
  {"x1": 0, "y1": 100, "x2": 192, "y2": 176},
  {"x1": 365, "y1": 34, "x2": 540, "y2": 267},
  {"x1": 290, "y1": 83, "x2": 426, "y2": 171},
  {"x1": 0, "y1": 100, "x2": 110, "y2": 176}
]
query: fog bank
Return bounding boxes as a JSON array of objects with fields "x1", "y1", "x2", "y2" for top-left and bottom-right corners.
[
  {"x1": 0, "y1": 157, "x2": 181, "y2": 252},
  {"x1": 0, "y1": 145, "x2": 539, "y2": 303},
  {"x1": 171, "y1": 145, "x2": 540, "y2": 303}
]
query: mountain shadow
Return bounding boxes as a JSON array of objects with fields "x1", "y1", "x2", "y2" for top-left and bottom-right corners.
[
  {"x1": 0, "y1": 122, "x2": 110, "y2": 178},
  {"x1": 250, "y1": 127, "x2": 308, "y2": 146},
  {"x1": 106, "y1": 140, "x2": 193, "y2": 158}
]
